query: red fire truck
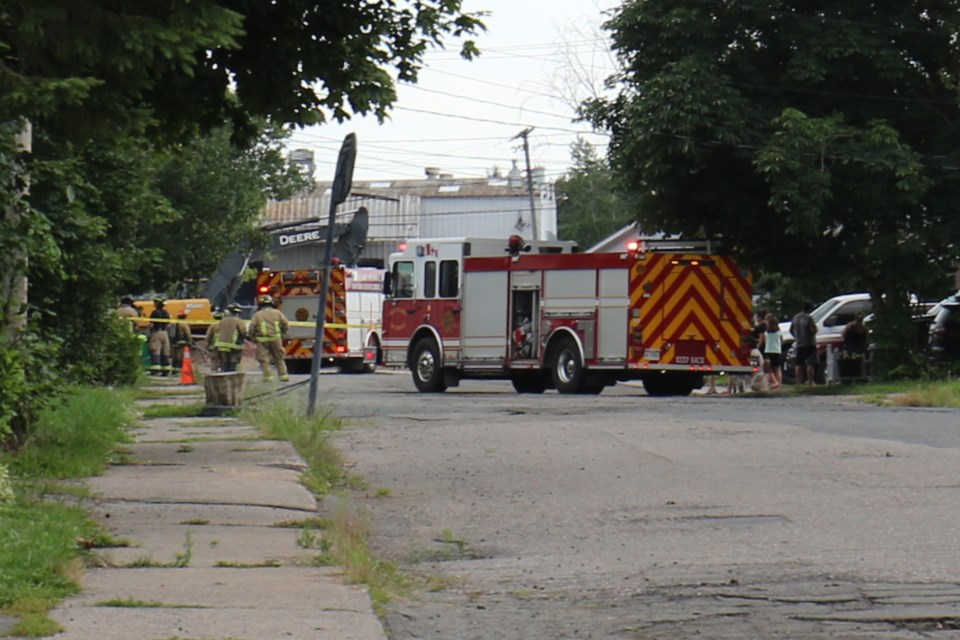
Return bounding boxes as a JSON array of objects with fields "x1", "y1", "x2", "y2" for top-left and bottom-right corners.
[
  {"x1": 256, "y1": 265, "x2": 385, "y2": 373},
  {"x1": 382, "y1": 236, "x2": 755, "y2": 395}
]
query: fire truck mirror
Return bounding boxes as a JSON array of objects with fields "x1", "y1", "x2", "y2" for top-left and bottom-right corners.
[{"x1": 382, "y1": 272, "x2": 393, "y2": 297}]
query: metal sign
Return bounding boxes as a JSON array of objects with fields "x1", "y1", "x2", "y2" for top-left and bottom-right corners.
[{"x1": 307, "y1": 134, "x2": 358, "y2": 417}]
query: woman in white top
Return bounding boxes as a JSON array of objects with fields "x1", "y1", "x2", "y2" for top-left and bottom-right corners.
[{"x1": 759, "y1": 313, "x2": 783, "y2": 390}]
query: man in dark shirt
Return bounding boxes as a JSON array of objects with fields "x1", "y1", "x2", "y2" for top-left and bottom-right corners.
[
  {"x1": 790, "y1": 301, "x2": 818, "y2": 385},
  {"x1": 148, "y1": 297, "x2": 172, "y2": 376}
]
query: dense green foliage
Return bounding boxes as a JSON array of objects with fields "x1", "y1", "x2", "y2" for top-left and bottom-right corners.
[
  {"x1": 555, "y1": 138, "x2": 638, "y2": 249},
  {"x1": 0, "y1": 1, "x2": 482, "y2": 439},
  {"x1": 0, "y1": 1, "x2": 483, "y2": 138},
  {"x1": 7, "y1": 387, "x2": 134, "y2": 478},
  {"x1": 0, "y1": 387, "x2": 133, "y2": 633},
  {"x1": 151, "y1": 125, "x2": 307, "y2": 289},
  {"x1": 0, "y1": 500, "x2": 93, "y2": 606},
  {"x1": 586, "y1": 1, "x2": 960, "y2": 373}
]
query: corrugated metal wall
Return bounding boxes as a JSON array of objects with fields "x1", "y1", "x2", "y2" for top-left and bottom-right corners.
[
  {"x1": 420, "y1": 196, "x2": 534, "y2": 238},
  {"x1": 260, "y1": 179, "x2": 559, "y2": 268}
]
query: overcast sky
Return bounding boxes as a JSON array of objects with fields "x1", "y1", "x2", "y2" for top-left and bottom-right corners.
[{"x1": 288, "y1": 0, "x2": 619, "y2": 182}]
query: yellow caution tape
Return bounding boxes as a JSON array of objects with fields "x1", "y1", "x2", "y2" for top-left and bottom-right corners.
[{"x1": 124, "y1": 317, "x2": 380, "y2": 330}]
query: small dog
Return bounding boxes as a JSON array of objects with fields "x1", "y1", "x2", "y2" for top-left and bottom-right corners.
[{"x1": 725, "y1": 374, "x2": 748, "y2": 394}]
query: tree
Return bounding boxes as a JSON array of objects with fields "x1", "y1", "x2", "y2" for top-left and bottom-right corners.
[
  {"x1": 555, "y1": 138, "x2": 637, "y2": 249},
  {"x1": 1, "y1": 1, "x2": 484, "y2": 139},
  {"x1": 145, "y1": 124, "x2": 308, "y2": 292},
  {"x1": 0, "y1": 1, "x2": 484, "y2": 436},
  {"x1": 585, "y1": 1, "x2": 960, "y2": 372}
]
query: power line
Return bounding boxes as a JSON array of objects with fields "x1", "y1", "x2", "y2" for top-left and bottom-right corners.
[
  {"x1": 290, "y1": 129, "x2": 598, "y2": 145},
  {"x1": 405, "y1": 85, "x2": 578, "y2": 121},
  {"x1": 392, "y1": 105, "x2": 606, "y2": 134},
  {"x1": 421, "y1": 66, "x2": 571, "y2": 101}
]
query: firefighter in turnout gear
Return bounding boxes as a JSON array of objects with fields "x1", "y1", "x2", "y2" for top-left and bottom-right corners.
[
  {"x1": 170, "y1": 310, "x2": 193, "y2": 374},
  {"x1": 116, "y1": 295, "x2": 140, "y2": 324},
  {"x1": 204, "y1": 309, "x2": 224, "y2": 373},
  {"x1": 148, "y1": 296, "x2": 173, "y2": 375},
  {"x1": 214, "y1": 303, "x2": 246, "y2": 373},
  {"x1": 249, "y1": 294, "x2": 290, "y2": 381}
]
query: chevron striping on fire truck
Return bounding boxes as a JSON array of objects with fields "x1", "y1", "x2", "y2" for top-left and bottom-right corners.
[
  {"x1": 382, "y1": 236, "x2": 755, "y2": 396},
  {"x1": 257, "y1": 265, "x2": 385, "y2": 374}
]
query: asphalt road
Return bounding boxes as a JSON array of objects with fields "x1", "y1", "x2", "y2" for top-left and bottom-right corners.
[{"x1": 301, "y1": 371, "x2": 960, "y2": 639}]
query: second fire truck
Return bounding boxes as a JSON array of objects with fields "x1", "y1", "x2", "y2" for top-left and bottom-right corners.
[
  {"x1": 257, "y1": 264, "x2": 385, "y2": 373},
  {"x1": 382, "y1": 236, "x2": 755, "y2": 395}
]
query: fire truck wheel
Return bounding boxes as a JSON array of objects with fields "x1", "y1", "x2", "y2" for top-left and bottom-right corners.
[
  {"x1": 411, "y1": 337, "x2": 447, "y2": 393},
  {"x1": 550, "y1": 336, "x2": 584, "y2": 394},
  {"x1": 511, "y1": 373, "x2": 547, "y2": 394}
]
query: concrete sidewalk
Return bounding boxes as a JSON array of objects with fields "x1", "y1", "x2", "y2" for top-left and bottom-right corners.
[{"x1": 47, "y1": 381, "x2": 387, "y2": 640}]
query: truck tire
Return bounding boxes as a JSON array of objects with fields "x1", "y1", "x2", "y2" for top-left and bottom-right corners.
[
  {"x1": 362, "y1": 340, "x2": 381, "y2": 374},
  {"x1": 511, "y1": 372, "x2": 546, "y2": 394},
  {"x1": 411, "y1": 338, "x2": 447, "y2": 393},
  {"x1": 550, "y1": 336, "x2": 584, "y2": 394}
]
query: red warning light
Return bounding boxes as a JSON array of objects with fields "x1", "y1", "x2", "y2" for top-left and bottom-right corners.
[{"x1": 257, "y1": 285, "x2": 270, "y2": 294}]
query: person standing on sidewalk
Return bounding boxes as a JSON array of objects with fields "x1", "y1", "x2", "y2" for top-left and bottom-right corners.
[
  {"x1": 213, "y1": 303, "x2": 247, "y2": 373},
  {"x1": 759, "y1": 313, "x2": 783, "y2": 390},
  {"x1": 148, "y1": 296, "x2": 173, "y2": 376},
  {"x1": 791, "y1": 301, "x2": 818, "y2": 385},
  {"x1": 116, "y1": 296, "x2": 140, "y2": 325},
  {"x1": 204, "y1": 309, "x2": 224, "y2": 373},
  {"x1": 249, "y1": 294, "x2": 290, "y2": 381}
]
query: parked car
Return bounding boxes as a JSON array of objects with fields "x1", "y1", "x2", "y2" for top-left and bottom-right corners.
[
  {"x1": 929, "y1": 292, "x2": 960, "y2": 365},
  {"x1": 782, "y1": 293, "x2": 935, "y2": 381},
  {"x1": 779, "y1": 293, "x2": 873, "y2": 355}
]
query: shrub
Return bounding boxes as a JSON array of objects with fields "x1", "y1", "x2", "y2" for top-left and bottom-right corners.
[
  {"x1": 0, "y1": 333, "x2": 61, "y2": 446},
  {"x1": 7, "y1": 387, "x2": 133, "y2": 478}
]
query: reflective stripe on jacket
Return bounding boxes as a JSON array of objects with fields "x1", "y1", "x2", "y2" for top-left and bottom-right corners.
[
  {"x1": 250, "y1": 308, "x2": 288, "y2": 343},
  {"x1": 214, "y1": 316, "x2": 246, "y2": 351}
]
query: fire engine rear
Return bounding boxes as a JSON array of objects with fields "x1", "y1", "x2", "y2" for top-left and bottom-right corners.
[
  {"x1": 257, "y1": 265, "x2": 385, "y2": 374},
  {"x1": 382, "y1": 236, "x2": 754, "y2": 396}
]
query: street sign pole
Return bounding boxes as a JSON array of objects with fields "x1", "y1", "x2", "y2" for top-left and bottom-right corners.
[{"x1": 307, "y1": 134, "x2": 357, "y2": 417}]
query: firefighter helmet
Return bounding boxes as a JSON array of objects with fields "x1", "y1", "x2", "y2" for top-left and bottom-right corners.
[
  {"x1": 258, "y1": 294, "x2": 274, "y2": 307},
  {"x1": 152, "y1": 295, "x2": 166, "y2": 306},
  {"x1": 212, "y1": 309, "x2": 224, "y2": 320},
  {"x1": 227, "y1": 302, "x2": 242, "y2": 314}
]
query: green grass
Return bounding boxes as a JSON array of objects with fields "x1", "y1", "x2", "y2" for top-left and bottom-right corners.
[
  {"x1": 318, "y1": 498, "x2": 407, "y2": 613},
  {"x1": 0, "y1": 387, "x2": 136, "y2": 634},
  {"x1": 243, "y1": 401, "x2": 406, "y2": 612},
  {"x1": 0, "y1": 501, "x2": 97, "y2": 607},
  {"x1": 789, "y1": 378, "x2": 960, "y2": 407},
  {"x1": 6, "y1": 387, "x2": 135, "y2": 479},
  {"x1": 243, "y1": 400, "x2": 345, "y2": 496},
  {"x1": 213, "y1": 560, "x2": 281, "y2": 568},
  {"x1": 141, "y1": 403, "x2": 206, "y2": 419},
  {"x1": 2, "y1": 598, "x2": 64, "y2": 637},
  {"x1": 96, "y1": 598, "x2": 206, "y2": 608}
]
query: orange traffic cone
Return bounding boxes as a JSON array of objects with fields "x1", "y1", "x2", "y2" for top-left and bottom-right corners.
[{"x1": 180, "y1": 346, "x2": 196, "y2": 385}]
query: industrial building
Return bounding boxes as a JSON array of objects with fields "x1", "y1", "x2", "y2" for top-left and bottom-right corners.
[{"x1": 259, "y1": 158, "x2": 559, "y2": 270}]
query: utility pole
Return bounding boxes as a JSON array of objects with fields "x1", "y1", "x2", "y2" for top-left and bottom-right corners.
[{"x1": 512, "y1": 127, "x2": 539, "y2": 240}]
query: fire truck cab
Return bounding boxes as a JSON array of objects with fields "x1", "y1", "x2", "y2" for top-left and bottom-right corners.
[{"x1": 383, "y1": 236, "x2": 755, "y2": 396}]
